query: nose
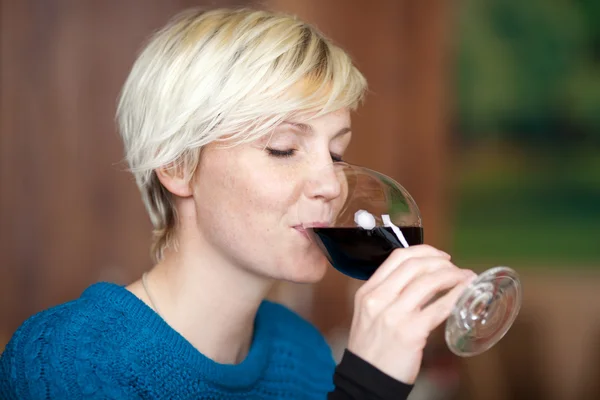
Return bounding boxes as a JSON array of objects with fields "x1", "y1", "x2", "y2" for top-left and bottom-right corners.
[{"x1": 303, "y1": 163, "x2": 342, "y2": 201}]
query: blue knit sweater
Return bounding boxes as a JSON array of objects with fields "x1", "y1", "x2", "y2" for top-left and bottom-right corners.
[{"x1": 0, "y1": 282, "x2": 336, "y2": 399}]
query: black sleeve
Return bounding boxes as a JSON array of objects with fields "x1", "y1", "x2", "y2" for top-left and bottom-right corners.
[{"x1": 328, "y1": 350, "x2": 413, "y2": 400}]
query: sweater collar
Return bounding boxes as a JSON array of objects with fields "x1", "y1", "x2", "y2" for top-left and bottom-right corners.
[{"x1": 82, "y1": 282, "x2": 273, "y2": 389}]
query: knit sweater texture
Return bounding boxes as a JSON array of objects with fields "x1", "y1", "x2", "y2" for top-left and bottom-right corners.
[{"x1": 0, "y1": 282, "x2": 336, "y2": 399}]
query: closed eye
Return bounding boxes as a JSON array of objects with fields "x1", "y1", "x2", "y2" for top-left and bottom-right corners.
[
  {"x1": 266, "y1": 148, "x2": 296, "y2": 158},
  {"x1": 267, "y1": 148, "x2": 344, "y2": 163}
]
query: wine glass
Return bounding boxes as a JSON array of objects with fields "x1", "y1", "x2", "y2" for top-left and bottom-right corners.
[{"x1": 299, "y1": 162, "x2": 522, "y2": 357}]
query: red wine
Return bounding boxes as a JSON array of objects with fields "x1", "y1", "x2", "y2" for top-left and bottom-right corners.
[{"x1": 309, "y1": 226, "x2": 424, "y2": 280}]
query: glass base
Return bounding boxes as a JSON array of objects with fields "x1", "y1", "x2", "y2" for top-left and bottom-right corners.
[{"x1": 445, "y1": 266, "x2": 522, "y2": 357}]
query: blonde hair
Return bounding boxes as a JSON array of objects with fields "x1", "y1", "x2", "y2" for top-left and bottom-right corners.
[{"x1": 116, "y1": 8, "x2": 367, "y2": 262}]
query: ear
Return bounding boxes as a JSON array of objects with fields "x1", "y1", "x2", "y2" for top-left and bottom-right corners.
[{"x1": 155, "y1": 164, "x2": 193, "y2": 198}]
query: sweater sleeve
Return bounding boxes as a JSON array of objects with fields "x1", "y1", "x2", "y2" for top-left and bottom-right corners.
[
  {"x1": 0, "y1": 335, "x2": 19, "y2": 400},
  {"x1": 328, "y1": 350, "x2": 413, "y2": 400},
  {"x1": 0, "y1": 307, "x2": 129, "y2": 400},
  {"x1": 0, "y1": 311, "x2": 74, "y2": 400}
]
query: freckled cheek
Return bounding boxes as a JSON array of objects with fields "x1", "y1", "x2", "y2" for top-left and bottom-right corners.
[
  {"x1": 218, "y1": 186, "x2": 289, "y2": 255},
  {"x1": 212, "y1": 156, "x2": 305, "y2": 232},
  {"x1": 213, "y1": 178, "x2": 276, "y2": 237},
  {"x1": 244, "y1": 169, "x2": 301, "y2": 210}
]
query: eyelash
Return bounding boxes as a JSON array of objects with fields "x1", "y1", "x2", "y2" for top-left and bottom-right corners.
[{"x1": 266, "y1": 148, "x2": 344, "y2": 163}]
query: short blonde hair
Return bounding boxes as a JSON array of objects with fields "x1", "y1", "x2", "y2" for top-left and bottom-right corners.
[{"x1": 116, "y1": 8, "x2": 367, "y2": 262}]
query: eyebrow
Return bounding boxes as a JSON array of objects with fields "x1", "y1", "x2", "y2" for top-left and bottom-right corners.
[{"x1": 284, "y1": 121, "x2": 352, "y2": 139}]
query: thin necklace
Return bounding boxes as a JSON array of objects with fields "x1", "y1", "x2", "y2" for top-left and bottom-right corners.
[{"x1": 142, "y1": 272, "x2": 162, "y2": 317}]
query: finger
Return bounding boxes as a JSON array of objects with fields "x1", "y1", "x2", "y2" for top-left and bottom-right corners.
[
  {"x1": 394, "y1": 268, "x2": 475, "y2": 312},
  {"x1": 419, "y1": 275, "x2": 477, "y2": 331},
  {"x1": 362, "y1": 245, "x2": 450, "y2": 291},
  {"x1": 364, "y1": 257, "x2": 457, "y2": 306},
  {"x1": 416, "y1": 269, "x2": 477, "y2": 310}
]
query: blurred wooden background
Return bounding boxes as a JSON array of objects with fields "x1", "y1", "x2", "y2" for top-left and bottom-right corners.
[
  {"x1": 1, "y1": 1, "x2": 599, "y2": 400},
  {"x1": 0, "y1": 0, "x2": 452, "y2": 343}
]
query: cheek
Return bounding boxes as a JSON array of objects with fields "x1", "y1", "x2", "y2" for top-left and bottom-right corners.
[
  {"x1": 195, "y1": 160, "x2": 329, "y2": 281},
  {"x1": 197, "y1": 156, "x2": 301, "y2": 241},
  {"x1": 237, "y1": 169, "x2": 300, "y2": 227}
]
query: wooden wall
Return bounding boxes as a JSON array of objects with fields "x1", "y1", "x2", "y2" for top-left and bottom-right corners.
[
  {"x1": 0, "y1": 0, "x2": 451, "y2": 363},
  {"x1": 0, "y1": 0, "x2": 258, "y2": 348}
]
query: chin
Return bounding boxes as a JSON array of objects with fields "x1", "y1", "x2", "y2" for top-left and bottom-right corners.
[{"x1": 281, "y1": 256, "x2": 329, "y2": 284}]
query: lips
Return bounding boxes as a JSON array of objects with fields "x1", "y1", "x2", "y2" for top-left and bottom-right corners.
[
  {"x1": 293, "y1": 226, "x2": 310, "y2": 240},
  {"x1": 293, "y1": 222, "x2": 329, "y2": 240},
  {"x1": 300, "y1": 222, "x2": 330, "y2": 229}
]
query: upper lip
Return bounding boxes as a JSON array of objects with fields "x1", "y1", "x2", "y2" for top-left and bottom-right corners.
[{"x1": 294, "y1": 222, "x2": 330, "y2": 229}]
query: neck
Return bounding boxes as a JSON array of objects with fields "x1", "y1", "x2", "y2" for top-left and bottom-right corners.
[{"x1": 132, "y1": 232, "x2": 274, "y2": 365}]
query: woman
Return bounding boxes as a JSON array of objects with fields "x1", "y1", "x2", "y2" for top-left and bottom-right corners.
[{"x1": 0, "y1": 8, "x2": 475, "y2": 399}]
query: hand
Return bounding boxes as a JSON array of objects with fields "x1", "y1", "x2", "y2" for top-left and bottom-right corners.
[{"x1": 347, "y1": 245, "x2": 476, "y2": 384}]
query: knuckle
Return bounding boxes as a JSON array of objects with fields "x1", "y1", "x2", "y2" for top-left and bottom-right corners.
[
  {"x1": 435, "y1": 272, "x2": 458, "y2": 288},
  {"x1": 431, "y1": 261, "x2": 454, "y2": 274},
  {"x1": 439, "y1": 259, "x2": 457, "y2": 269},
  {"x1": 354, "y1": 291, "x2": 365, "y2": 309},
  {"x1": 355, "y1": 284, "x2": 367, "y2": 300},
  {"x1": 400, "y1": 257, "x2": 455, "y2": 276},
  {"x1": 417, "y1": 244, "x2": 441, "y2": 256},
  {"x1": 437, "y1": 264, "x2": 460, "y2": 277},
  {"x1": 389, "y1": 247, "x2": 408, "y2": 261},
  {"x1": 449, "y1": 267, "x2": 468, "y2": 280},
  {"x1": 362, "y1": 294, "x2": 382, "y2": 317},
  {"x1": 403, "y1": 257, "x2": 425, "y2": 269},
  {"x1": 462, "y1": 269, "x2": 477, "y2": 279},
  {"x1": 419, "y1": 244, "x2": 437, "y2": 252},
  {"x1": 420, "y1": 273, "x2": 438, "y2": 288},
  {"x1": 418, "y1": 244, "x2": 450, "y2": 259}
]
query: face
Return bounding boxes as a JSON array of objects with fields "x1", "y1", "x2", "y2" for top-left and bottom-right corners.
[{"x1": 190, "y1": 109, "x2": 352, "y2": 283}]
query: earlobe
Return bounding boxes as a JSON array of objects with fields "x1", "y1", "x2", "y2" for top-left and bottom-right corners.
[{"x1": 155, "y1": 167, "x2": 193, "y2": 198}]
